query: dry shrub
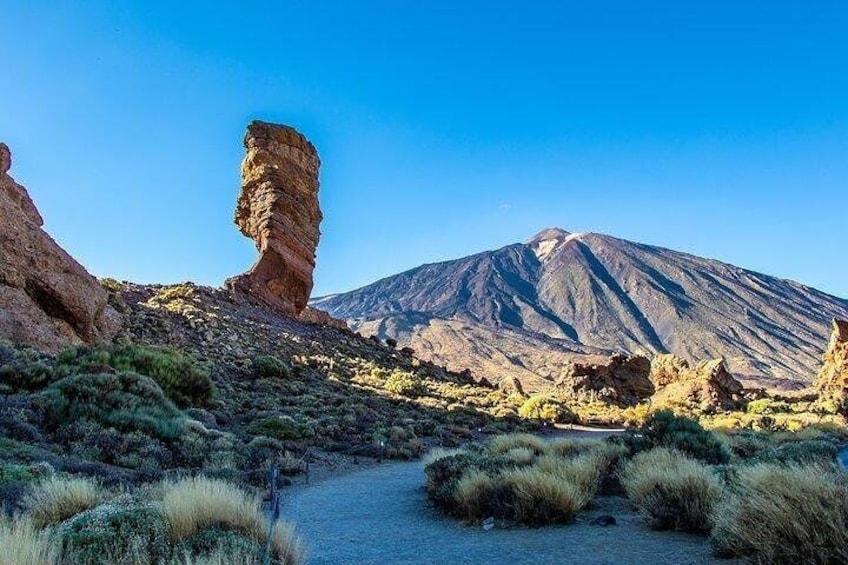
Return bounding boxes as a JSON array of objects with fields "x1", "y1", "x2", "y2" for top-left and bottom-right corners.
[
  {"x1": 161, "y1": 477, "x2": 265, "y2": 542},
  {"x1": 0, "y1": 512, "x2": 58, "y2": 565},
  {"x1": 621, "y1": 447, "x2": 721, "y2": 533},
  {"x1": 712, "y1": 463, "x2": 848, "y2": 564},
  {"x1": 23, "y1": 476, "x2": 100, "y2": 528},
  {"x1": 503, "y1": 447, "x2": 536, "y2": 465},
  {"x1": 486, "y1": 433, "x2": 546, "y2": 456},
  {"x1": 503, "y1": 467, "x2": 591, "y2": 525},
  {"x1": 454, "y1": 469, "x2": 499, "y2": 520}
]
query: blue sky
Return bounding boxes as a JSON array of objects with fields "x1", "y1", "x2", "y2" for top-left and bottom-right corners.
[{"x1": 1, "y1": 2, "x2": 847, "y2": 298}]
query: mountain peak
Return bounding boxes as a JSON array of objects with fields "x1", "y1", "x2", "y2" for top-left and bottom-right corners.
[{"x1": 528, "y1": 227, "x2": 570, "y2": 243}]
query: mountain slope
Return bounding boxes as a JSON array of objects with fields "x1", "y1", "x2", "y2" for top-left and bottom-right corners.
[{"x1": 314, "y1": 228, "x2": 848, "y2": 389}]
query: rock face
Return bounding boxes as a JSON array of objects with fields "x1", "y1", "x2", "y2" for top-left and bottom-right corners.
[
  {"x1": 555, "y1": 354, "x2": 654, "y2": 407},
  {"x1": 814, "y1": 320, "x2": 848, "y2": 412},
  {"x1": 226, "y1": 121, "x2": 323, "y2": 317},
  {"x1": 650, "y1": 354, "x2": 744, "y2": 411},
  {"x1": 298, "y1": 306, "x2": 348, "y2": 331},
  {"x1": 0, "y1": 143, "x2": 121, "y2": 351}
]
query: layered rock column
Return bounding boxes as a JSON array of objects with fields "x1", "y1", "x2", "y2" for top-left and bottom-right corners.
[
  {"x1": 226, "y1": 121, "x2": 323, "y2": 316},
  {"x1": 0, "y1": 143, "x2": 121, "y2": 351},
  {"x1": 814, "y1": 319, "x2": 848, "y2": 411}
]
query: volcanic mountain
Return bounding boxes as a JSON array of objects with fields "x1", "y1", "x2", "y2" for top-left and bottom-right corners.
[{"x1": 314, "y1": 228, "x2": 848, "y2": 390}]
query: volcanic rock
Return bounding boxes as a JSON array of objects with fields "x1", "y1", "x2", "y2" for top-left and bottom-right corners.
[
  {"x1": 0, "y1": 143, "x2": 121, "y2": 351},
  {"x1": 226, "y1": 121, "x2": 323, "y2": 317},
  {"x1": 555, "y1": 354, "x2": 654, "y2": 407},
  {"x1": 650, "y1": 355, "x2": 744, "y2": 411},
  {"x1": 299, "y1": 306, "x2": 348, "y2": 330},
  {"x1": 814, "y1": 319, "x2": 848, "y2": 412}
]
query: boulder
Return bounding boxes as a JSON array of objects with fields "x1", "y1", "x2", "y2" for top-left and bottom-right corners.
[
  {"x1": 0, "y1": 143, "x2": 121, "y2": 351},
  {"x1": 814, "y1": 319, "x2": 848, "y2": 412},
  {"x1": 555, "y1": 354, "x2": 654, "y2": 406},
  {"x1": 226, "y1": 121, "x2": 323, "y2": 317}
]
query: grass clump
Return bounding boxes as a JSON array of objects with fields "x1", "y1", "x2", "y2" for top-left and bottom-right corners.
[
  {"x1": 425, "y1": 434, "x2": 619, "y2": 526},
  {"x1": 58, "y1": 345, "x2": 214, "y2": 407},
  {"x1": 0, "y1": 513, "x2": 58, "y2": 565},
  {"x1": 711, "y1": 463, "x2": 848, "y2": 564},
  {"x1": 23, "y1": 476, "x2": 100, "y2": 528},
  {"x1": 161, "y1": 477, "x2": 303, "y2": 565},
  {"x1": 621, "y1": 447, "x2": 722, "y2": 533}
]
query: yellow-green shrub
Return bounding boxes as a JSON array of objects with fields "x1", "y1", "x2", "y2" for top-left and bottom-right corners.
[{"x1": 621, "y1": 447, "x2": 722, "y2": 533}]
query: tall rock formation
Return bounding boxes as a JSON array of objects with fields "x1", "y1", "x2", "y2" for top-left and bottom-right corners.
[
  {"x1": 555, "y1": 354, "x2": 654, "y2": 407},
  {"x1": 226, "y1": 121, "x2": 323, "y2": 316},
  {"x1": 814, "y1": 319, "x2": 848, "y2": 412},
  {"x1": 0, "y1": 143, "x2": 121, "y2": 351}
]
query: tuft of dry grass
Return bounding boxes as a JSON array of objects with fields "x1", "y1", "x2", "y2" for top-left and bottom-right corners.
[
  {"x1": 621, "y1": 447, "x2": 721, "y2": 533},
  {"x1": 454, "y1": 469, "x2": 498, "y2": 520},
  {"x1": 486, "y1": 433, "x2": 546, "y2": 456},
  {"x1": 711, "y1": 463, "x2": 848, "y2": 564},
  {"x1": 161, "y1": 477, "x2": 265, "y2": 542},
  {"x1": 502, "y1": 467, "x2": 591, "y2": 525},
  {"x1": 0, "y1": 512, "x2": 58, "y2": 565},
  {"x1": 23, "y1": 476, "x2": 100, "y2": 528},
  {"x1": 160, "y1": 477, "x2": 303, "y2": 565}
]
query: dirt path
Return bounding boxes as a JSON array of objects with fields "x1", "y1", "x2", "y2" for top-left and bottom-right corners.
[{"x1": 281, "y1": 458, "x2": 732, "y2": 564}]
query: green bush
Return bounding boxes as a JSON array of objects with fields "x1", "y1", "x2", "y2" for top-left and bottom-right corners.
[
  {"x1": 0, "y1": 341, "x2": 55, "y2": 390},
  {"x1": 57, "y1": 501, "x2": 170, "y2": 564},
  {"x1": 57, "y1": 345, "x2": 214, "y2": 407},
  {"x1": 251, "y1": 355, "x2": 290, "y2": 379},
  {"x1": 746, "y1": 398, "x2": 792, "y2": 415},
  {"x1": 752, "y1": 440, "x2": 838, "y2": 466},
  {"x1": 384, "y1": 370, "x2": 426, "y2": 398},
  {"x1": 41, "y1": 372, "x2": 186, "y2": 441},
  {"x1": 630, "y1": 410, "x2": 730, "y2": 464},
  {"x1": 245, "y1": 416, "x2": 315, "y2": 441},
  {"x1": 518, "y1": 394, "x2": 574, "y2": 423}
]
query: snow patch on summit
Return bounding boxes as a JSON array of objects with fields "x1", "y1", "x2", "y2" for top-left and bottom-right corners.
[{"x1": 533, "y1": 232, "x2": 586, "y2": 261}]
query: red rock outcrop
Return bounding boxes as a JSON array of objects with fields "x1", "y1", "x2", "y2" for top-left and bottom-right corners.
[
  {"x1": 555, "y1": 354, "x2": 654, "y2": 406},
  {"x1": 814, "y1": 319, "x2": 848, "y2": 412},
  {"x1": 650, "y1": 354, "x2": 743, "y2": 411},
  {"x1": 226, "y1": 121, "x2": 322, "y2": 316},
  {"x1": 0, "y1": 143, "x2": 121, "y2": 351}
]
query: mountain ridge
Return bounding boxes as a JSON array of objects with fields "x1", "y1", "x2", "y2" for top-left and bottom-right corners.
[{"x1": 314, "y1": 228, "x2": 848, "y2": 389}]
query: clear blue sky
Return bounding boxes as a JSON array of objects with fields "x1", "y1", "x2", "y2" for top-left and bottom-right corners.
[{"x1": 2, "y1": 2, "x2": 847, "y2": 299}]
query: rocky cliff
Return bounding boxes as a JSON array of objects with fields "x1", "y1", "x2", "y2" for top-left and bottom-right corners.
[
  {"x1": 0, "y1": 143, "x2": 121, "y2": 351},
  {"x1": 814, "y1": 319, "x2": 848, "y2": 412},
  {"x1": 226, "y1": 121, "x2": 323, "y2": 317}
]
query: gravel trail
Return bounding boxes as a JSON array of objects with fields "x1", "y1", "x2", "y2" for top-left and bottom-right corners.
[{"x1": 282, "y1": 459, "x2": 731, "y2": 565}]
